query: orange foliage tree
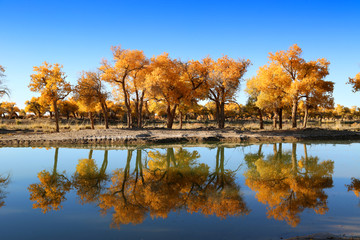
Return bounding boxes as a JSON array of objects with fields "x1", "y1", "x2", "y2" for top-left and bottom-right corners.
[
  {"x1": 146, "y1": 53, "x2": 188, "y2": 129},
  {"x1": 246, "y1": 64, "x2": 290, "y2": 129},
  {"x1": 0, "y1": 101, "x2": 20, "y2": 119},
  {"x1": 25, "y1": 97, "x2": 47, "y2": 118},
  {"x1": 74, "y1": 71, "x2": 109, "y2": 129},
  {"x1": 29, "y1": 62, "x2": 72, "y2": 132},
  {"x1": 268, "y1": 44, "x2": 332, "y2": 128},
  {"x1": 100, "y1": 46, "x2": 148, "y2": 128},
  {"x1": 206, "y1": 56, "x2": 250, "y2": 128}
]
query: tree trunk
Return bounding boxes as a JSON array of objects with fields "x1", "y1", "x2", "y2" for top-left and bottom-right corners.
[
  {"x1": 122, "y1": 83, "x2": 132, "y2": 129},
  {"x1": 215, "y1": 101, "x2": 220, "y2": 125},
  {"x1": 273, "y1": 111, "x2": 278, "y2": 129},
  {"x1": 89, "y1": 112, "x2": 94, "y2": 129},
  {"x1": 278, "y1": 108, "x2": 283, "y2": 130},
  {"x1": 219, "y1": 101, "x2": 225, "y2": 129},
  {"x1": 179, "y1": 111, "x2": 183, "y2": 129},
  {"x1": 100, "y1": 101, "x2": 109, "y2": 129},
  {"x1": 166, "y1": 104, "x2": 177, "y2": 129},
  {"x1": 291, "y1": 98, "x2": 298, "y2": 128},
  {"x1": 53, "y1": 100, "x2": 60, "y2": 132},
  {"x1": 302, "y1": 103, "x2": 309, "y2": 129},
  {"x1": 138, "y1": 91, "x2": 145, "y2": 128},
  {"x1": 258, "y1": 108, "x2": 264, "y2": 129}
]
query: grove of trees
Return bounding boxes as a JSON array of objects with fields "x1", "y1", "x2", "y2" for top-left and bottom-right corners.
[{"x1": 1, "y1": 44, "x2": 360, "y2": 131}]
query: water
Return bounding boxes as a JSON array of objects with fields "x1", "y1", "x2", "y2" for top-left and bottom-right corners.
[{"x1": 0, "y1": 143, "x2": 360, "y2": 239}]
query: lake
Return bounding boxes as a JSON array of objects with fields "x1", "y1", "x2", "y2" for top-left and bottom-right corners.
[{"x1": 0, "y1": 142, "x2": 359, "y2": 239}]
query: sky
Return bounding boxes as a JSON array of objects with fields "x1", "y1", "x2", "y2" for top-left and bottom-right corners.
[{"x1": 0, "y1": 0, "x2": 359, "y2": 109}]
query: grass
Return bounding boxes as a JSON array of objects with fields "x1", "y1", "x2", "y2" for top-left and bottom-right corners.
[{"x1": 0, "y1": 118, "x2": 359, "y2": 133}]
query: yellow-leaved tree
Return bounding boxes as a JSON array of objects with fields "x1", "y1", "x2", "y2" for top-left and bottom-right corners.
[
  {"x1": 74, "y1": 71, "x2": 109, "y2": 129},
  {"x1": 25, "y1": 97, "x2": 47, "y2": 118},
  {"x1": 29, "y1": 62, "x2": 72, "y2": 132},
  {"x1": 246, "y1": 63, "x2": 290, "y2": 129},
  {"x1": 268, "y1": 44, "x2": 332, "y2": 128},
  {"x1": 206, "y1": 56, "x2": 250, "y2": 128},
  {"x1": 100, "y1": 46, "x2": 148, "y2": 128},
  {"x1": 146, "y1": 53, "x2": 188, "y2": 129},
  {"x1": 0, "y1": 102, "x2": 20, "y2": 119}
]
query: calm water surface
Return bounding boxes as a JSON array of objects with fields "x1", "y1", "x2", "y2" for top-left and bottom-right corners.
[{"x1": 0, "y1": 143, "x2": 360, "y2": 239}]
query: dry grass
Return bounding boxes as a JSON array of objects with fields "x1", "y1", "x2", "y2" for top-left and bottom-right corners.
[{"x1": 0, "y1": 118, "x2": 359, "y2": 133}]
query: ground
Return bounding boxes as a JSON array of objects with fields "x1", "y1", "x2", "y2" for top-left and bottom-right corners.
[{"x1": 0, "y1": 128, "x2": 360, "y2": 147}]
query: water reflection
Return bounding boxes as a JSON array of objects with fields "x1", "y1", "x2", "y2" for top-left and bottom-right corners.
[
  {"x1": 99, "y1": 147, "x2": 249, "y2": 229},
  {"x1": 72, "y1": 150, "x2": 109, "y2": 204},
  {"x1": 26, "y1": 144, "x2": 337, "y2": 229},
  {"x1": 244, "y1": 143, "x2": 334, "y2": 227},
  {"x1": 0, "y1": 174, "x2": 9, "y2": 208},
  {"x1": 28, "y1": 148, "x2": 72, "y2": 213}
]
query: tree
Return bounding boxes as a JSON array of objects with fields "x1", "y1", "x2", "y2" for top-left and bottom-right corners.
[
  {"x1": 74, "y1": 71, "x2": 109, "y2": 129},
  {"x1": 58, "y1": 98, "x2": 78, "y2": 120},
  {"x1": 0, "y1": 65, "x2": 9, "y2": 98},
  {"x1": 268, "y1": 44, "x2": 331, "y2": 128},
  {"x1": 298, "y1": 59, "x2": 334, "y2": 128},
  {"x1": 347, "y1": 73, "x2": 360, "y2": 114},
  {"x1": 146, "y1": 53, "x2": 188, "y2": 129},
  {"x1": 207, "y1": 56, "x2": 250, "y2": 128},
  {"x1": 29, "y1": 62, "x2": 72, "y2": 132},
  {"x1": 25, "y1": 97, "x2": 47, "y2": 118},
  {"x1": 246, "y1": 64, "x2": 290, "y2": 129},
  {"x1": 0, "y1": 102, "x2": 20, "y2": 119},
  {"x1": 100, "y1": 46, "x2": 148, "y2": 128},
  {"x1": 348, "y1": 73, "x2": 360, "y2": 91}
]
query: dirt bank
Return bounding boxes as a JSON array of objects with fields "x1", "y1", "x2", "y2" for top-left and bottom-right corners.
[{"x1": 0, "y1": 128, "x2": 360, "y2": 147}]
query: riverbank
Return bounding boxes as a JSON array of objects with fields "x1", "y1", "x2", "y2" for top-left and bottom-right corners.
[{"x1": 0, "y1": 128, "x2": 360, "y2": 147}]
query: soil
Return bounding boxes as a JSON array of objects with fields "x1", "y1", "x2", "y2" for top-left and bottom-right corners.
[{"x1": 0, "y1": 127, "x2": 360, "y2": 147}]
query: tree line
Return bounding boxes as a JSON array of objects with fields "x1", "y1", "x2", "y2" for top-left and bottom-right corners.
[{"x1": 1, "y1": 44, "x2": 360, "y2": 132}]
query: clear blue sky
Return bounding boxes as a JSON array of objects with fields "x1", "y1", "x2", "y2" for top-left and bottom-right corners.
[{"x1": 0, "y1": 0, "x2": 359, "y2": 108}]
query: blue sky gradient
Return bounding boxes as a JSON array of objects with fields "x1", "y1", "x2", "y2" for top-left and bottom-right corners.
[{"x1": 0, "y1": 0, "x2": 359, "y2": 108}]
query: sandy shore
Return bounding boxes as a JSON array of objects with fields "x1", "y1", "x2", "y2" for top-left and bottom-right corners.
[{"x1": 0, "y1": 128, "x2": 360, "y2": 147}]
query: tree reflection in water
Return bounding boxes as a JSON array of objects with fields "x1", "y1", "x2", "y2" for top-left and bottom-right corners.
[
  {"x1": 28, "y1": 145, "x2": 335, "y2": 228},
  {"x1": 99, "y1": 147, "x2": 249, "y2": 229},
  {"x1": 346, "y1": 178, "x2": 360, "y2": 198},
  {"x1": 0, "y1": 174, "x2": 9, "y2": 208},
  {"x1": 72, "y1": 149, "x2": 109, "y2": 204},
  {"x1": 28, "y1": 148, "x2": 72, "y2": 213},
  {"x1": 244, "y1": 143, "x2": 334, "y2": 227}
]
